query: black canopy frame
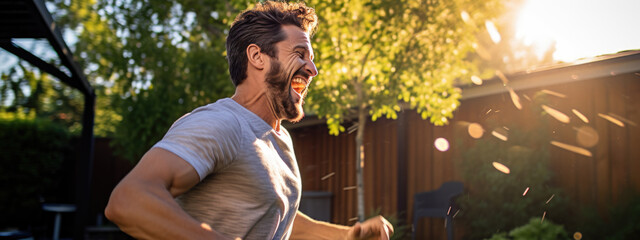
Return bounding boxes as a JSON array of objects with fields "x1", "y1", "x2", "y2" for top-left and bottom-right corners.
[{"x1": 1, "y1": 0, "x2": 95, "y2": 239}]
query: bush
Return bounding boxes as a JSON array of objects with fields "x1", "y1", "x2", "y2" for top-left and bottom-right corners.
[
  {"x1": 455, "y1": 118, "x2": 569, "y2": 239},
  {"x1": 486, "y1": 217, "x2": 569, "y2": 240},
  {"x1": 0, "y1": 117, "x2": 71, "y2": 228}
]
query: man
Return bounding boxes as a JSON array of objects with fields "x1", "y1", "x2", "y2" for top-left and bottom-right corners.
[{"x1": 104, "y1": 1, "x2": 393, "y2": 239}]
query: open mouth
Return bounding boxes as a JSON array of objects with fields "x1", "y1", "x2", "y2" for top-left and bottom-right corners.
[{"x1": 291, "y1": 77, "x2": 308, "y2": 96}]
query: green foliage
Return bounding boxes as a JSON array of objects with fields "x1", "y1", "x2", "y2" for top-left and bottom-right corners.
[
  {"x1": 47, "y1": 0, "x2": 250, "y2": 162},
  {"x1": 486, "y1": 218, "x2": 569, "y2": 240},
  {"x1": 0, "y1": 62, "x2": 85, "y2": 135},
  {"x1": 455, "y1": 116, "x2": 569, "y2": 239},
  {"x1": 306, "y1": 0, "x2": 503, "y2": 135},
  {"x1": 0, "y1": 117, "x2": 71, "y2": 228}
]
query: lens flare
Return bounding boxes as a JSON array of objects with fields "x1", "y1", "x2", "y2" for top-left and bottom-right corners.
[
  {"x1": 434, "y1": 138, "x2": 450, "y2": 152},
  {"x1": 542, "y1": 105, "x2": 570, "y2": 123},
  {"x1": 468, "y1": 123, "x2": 484, "y2": 139},
  {"x1": 551, "y1": 141, "x2": 592, "y2": 157},
  {"x1": 492, "y1": 161, "x2": 510, "y2": 174}
]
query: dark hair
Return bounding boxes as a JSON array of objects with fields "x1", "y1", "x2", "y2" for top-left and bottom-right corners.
[{"x1": 226, "y1": 1, "x2": 317, "y2": 86}]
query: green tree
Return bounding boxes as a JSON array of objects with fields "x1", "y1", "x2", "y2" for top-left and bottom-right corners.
[
  {"x1": 305, "y1": 0, "x2": 503, "y2": 220},
  {"x1": 0, "y1": 61, "x2": 85, "y2": 134},
  {"x1": 49, "y1": 0, "x2": 251, "y2": 161}
]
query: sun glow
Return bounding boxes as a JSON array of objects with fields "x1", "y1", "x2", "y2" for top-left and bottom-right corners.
[{"x1": 515, "y1": 0, "x2": 640, "y2": 62}]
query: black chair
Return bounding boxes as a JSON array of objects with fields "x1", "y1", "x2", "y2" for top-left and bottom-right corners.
[{"x1": 412, "y1": 181, "x2": 464, "y2": 240}]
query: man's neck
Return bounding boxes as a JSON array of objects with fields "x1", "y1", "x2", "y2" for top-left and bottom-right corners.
[{"x1": 231, "y1": 88, "x2": 281, "y2": 132}]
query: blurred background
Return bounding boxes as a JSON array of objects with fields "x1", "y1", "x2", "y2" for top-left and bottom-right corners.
[{"x1": 1, "y1": 0, "x2": 639, "y2": 239}]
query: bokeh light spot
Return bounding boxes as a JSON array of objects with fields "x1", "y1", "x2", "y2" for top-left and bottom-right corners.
[
  {"x1": 468, "y1": 123, "x2": 484, "y2": 139},
  {"x1": 573, "y1": 232, "x2": 583, "y2": 240},
  {"x1": 572, "y1": 109, "x2": 589, "y2": 123},
  {"x1": 471, "y1": 75, "x2": 483, "y2": 85},
  {"x1": 434, "y1": 138, "x2": 450, "y2": 152},
  {"x1": 598, "y1": 113, "x2": 625, "y2": 127},
  {"x1": 551, "y1": 141, "x2": 592, "y2": 157},
  {"x1": 507, "y1": 87, "x2": 522, "y2": 110},
  {"x1": 492, "y1": 161, "x2": 510, "y2": 174},
  {"x1": 542, "y1": 105, "x2": 570, "y2": 123},
  {"x1": 575, "y1": 126, "x2": 599, "y2": 148},
  {"x1": 492, "y1": 128, "x2": 508, "y2": 141}
]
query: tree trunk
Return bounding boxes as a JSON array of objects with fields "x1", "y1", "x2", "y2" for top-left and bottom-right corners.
[{"x1": 355, "y1": 106, "x2": 367, "y2": 221}]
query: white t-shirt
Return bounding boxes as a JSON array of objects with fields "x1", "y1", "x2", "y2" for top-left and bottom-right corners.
[{"x1": 153, "y1": 98, "x2": 301, "y2": 240}]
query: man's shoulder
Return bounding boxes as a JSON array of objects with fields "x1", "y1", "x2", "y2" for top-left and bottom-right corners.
[{"x1": 173, "y1": 98, "x2": 242, "y2": 129}]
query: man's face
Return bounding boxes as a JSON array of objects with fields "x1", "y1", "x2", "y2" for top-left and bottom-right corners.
[{"x1": 265, "y1": 25, "x2": 318, "y2": 123}]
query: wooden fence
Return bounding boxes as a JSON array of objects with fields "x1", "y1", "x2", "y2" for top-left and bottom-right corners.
[{"x1": 288, "y1": 71, "x2": 640, "y2": 239}]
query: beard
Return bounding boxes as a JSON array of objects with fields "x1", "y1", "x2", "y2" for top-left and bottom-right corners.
[{"x1": 265, "y1": 59, "x2": 307, "y2": 122}]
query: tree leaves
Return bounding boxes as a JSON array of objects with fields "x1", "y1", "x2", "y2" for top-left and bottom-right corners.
[{"x1": 307, "y1": 0, "x2": 501, "y2": 134}]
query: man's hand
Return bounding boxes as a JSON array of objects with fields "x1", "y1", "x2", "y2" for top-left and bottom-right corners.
[{"x1": 345, "y1": 216, "x2": 394, "y2": 240}]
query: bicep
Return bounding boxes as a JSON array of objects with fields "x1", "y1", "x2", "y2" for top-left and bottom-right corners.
[{"x1": 124, "y1": 147, "x2": 200, "y2": 197}]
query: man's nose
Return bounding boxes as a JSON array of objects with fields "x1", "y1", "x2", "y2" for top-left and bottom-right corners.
[{"x1": 305, "y1": 60, "x2": 318, "y2": 77}]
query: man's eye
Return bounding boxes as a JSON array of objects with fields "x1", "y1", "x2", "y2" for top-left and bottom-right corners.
[{"x1": 296, "y1": 51, "x2": 304, "y2": 58}]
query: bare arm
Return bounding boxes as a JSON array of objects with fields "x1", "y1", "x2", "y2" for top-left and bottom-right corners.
[
  {"x1": 104, "y1": 148, "x2": 230, "y2": 239},
  {"x1": 290, "y1": 211, "x2": 393, "y2": 240}
]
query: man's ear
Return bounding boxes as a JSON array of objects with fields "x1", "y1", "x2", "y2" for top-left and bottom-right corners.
[{"x1": 246, "y1": 44, "x2": 265, "y2": 70}]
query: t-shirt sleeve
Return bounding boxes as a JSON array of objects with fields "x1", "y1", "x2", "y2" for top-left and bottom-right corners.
[{"x1": 153, "y1": 110, "x2": 240, "y2": 181}]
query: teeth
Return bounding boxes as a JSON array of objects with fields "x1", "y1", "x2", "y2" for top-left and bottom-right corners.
[{"x1": 293, "y1": 77, "x2": 306, "y2": 84}]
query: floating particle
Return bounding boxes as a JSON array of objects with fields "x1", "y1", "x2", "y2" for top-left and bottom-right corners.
[
  {"x1": 496, "y1": 70, "x2": 509, "y2": 85},
  {"x1": 572, "y1": 109, "x2": 589, "y2": 123},
  {"x1": 453, "y1": 209, "x2": 460, "y2": 218},
  {"x1": 434, "y1": 138, "x2": 450, "y2": 152},
  {"x1": 343, "y1": 186, "x2": 357, "y2": 191},
  {"x1": 447, "y1": 206, "x2": 452, "y2": 215},
  {"x1": 348, "y1": 217, "x2": 358, "y2": 222},
  {"x1": 486, "y1": 109, "x2": 492, "y2": 115},
  {"x1": 523, "y1": 94, "x2": 531, "y2": 101},
  {"x1": 468, "y1": 123, "x2": 484, "y2": 139},
  {"x1": 542, "y1": 105, "x2": 570, "y2": 123},
  {"x1": 546, "y1": 194, "x2": 555, "y2": 204},
  {"x1": 321, "y1": 172, "x2": 336, "y2": 181},
  {"x1": 551, "y1": 141, "x2": 592, "y2": 157},
  {"x1": 575, "y1": 126, "x2": 599, "y2": 148},
  {"x1": 541, "y1": 89, "x2": 567, "y2": 98},
  {"x1": 492, "y1": 128, "x2": 508, "y2": 141},
  {"x1": 598, "y1": 113, "x2": 624, "y2": 127},
  {"x1": 201, "y1": 223, "x2": 212, "y2": 231},
  {"x1": 492, "y1": 162, "x2": 510, "y2": 174},
  {"x1": 507, "y1": 87, "x2": 522, "y2": 110},
  {"x1": 523, "y1": 187, "x2": 530, "y2": 196},
  {"x1": 541, "y1": 211, "x2": 546, "y2": 223},
  {"x1": 460, "y1": 11, "x2": 470, "y2": 23},
  {"x1": 609, "y1": 113, "x2": 637, "y2": 127},
  {"x1": 485, "y1": 20, "x2": 501, "y2": 44},
  {"x1": 471, "y1": 75, "x2": 483, "y2": 85},
  {"x1": 360, "y1": 145, "x2": 365, "y2": 168},
  {"x1": 573, "y1": 232, "x2": 583, "y2": 240}
]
